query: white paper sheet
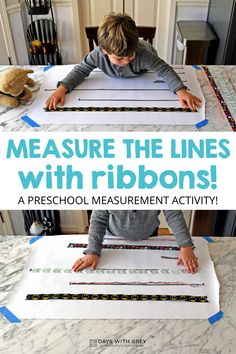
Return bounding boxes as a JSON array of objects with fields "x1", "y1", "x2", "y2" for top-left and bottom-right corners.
[
  {"x1": 6, "y1": 235, "x2": 219, "y2": 319},
  {"x1": 26, "y1": 65, "x2": 205, "y2": 125}
]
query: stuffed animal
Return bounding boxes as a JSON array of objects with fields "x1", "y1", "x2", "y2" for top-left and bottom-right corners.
[{"x1": 0, "y1": 68, "x2": 35, "y2": 108}]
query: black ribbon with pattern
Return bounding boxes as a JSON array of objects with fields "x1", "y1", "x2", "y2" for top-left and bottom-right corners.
[
  {"x1": 67, "y1": 243, "x2": 179, "y2": 251},
  {"x1": 26, "y1": 293, "x2": 208, "y2": 302},
  {"x1": 44, "y1": 107, "x2": 193, "y2": 112}
]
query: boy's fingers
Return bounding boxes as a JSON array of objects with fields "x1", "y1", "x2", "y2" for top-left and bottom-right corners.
[
  {"x1": 196, "y1": 98, "x2": 202, "y2": 105},
  {"x1": 50, "y1": 98, "x2": 56, "y2": 110},
  {"x1": 189, "y1": 261, "x2": 195, "y2": 273},
  {"x1": 53, "y1": 98, "x2": 59, "y2": 110},
  {"x1": 191, "y1": 103, "x2": 197, "y2": 111},
  {"x1": 73, "y1": 262, "x2": 90, "y2": 272},
  {"x1": 188, "y1": 259, "x2": 198, "y2": 273},
  {"x1": 182, "y1": 259, "x2": 193, "y2": 273},
  {"x1": 177, "y1": 257, "x2": 182, "y2": 265},
  {"x1": 45, "y1": 98, "x2": 50, "y2": 108},
  {"x1": 60, "y1": 96, "x2": 65, "y2": 106},
  {"x1": 91, "y1": 260, "x2": 98, "y2": 270},
  {"x1": 49, "y1": 100, "x2": 53, "y2": 111},
  {"x1": 192, "y1": 97, "x2": 202, "y2": 110},
  {"x1": 72, "y1": 258, "x2": 86, "y2": 271},
  {"x1": 185, "y1": 260, "x2": 193, "y2": 273},
  {"x1": 189, "y1": 100, "x2": 196, "y2": 111},
  {"x1": 180, "y1": 100, "x2": 187, "y2": 109}
]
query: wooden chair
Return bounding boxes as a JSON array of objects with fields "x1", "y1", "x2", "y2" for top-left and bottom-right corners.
[{"x1": 85, "y1": 26, "x2": 156, "y2": 51}]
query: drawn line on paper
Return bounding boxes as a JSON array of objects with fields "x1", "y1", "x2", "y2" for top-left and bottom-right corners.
[
  {"x1": 45, "y1": 88, "x2": 171, "y2": 91},
  {"x1": 77, "y1": 98, "x2": 179, "y2": 102},
  {"x1": 0, "y1": 107, "x2": 13, "y2": 115},
  {"x1": 69, "y1": 281, "x2": 205, "y2": 287},
  {"x1": 153, "y1": 79, "x2": 187, "y2": 83},
  {"x1": 88, "y1": 68, "x2": 185, "y2": 73}
]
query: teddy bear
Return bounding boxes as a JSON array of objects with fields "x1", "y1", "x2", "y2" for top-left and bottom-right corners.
[{"x1": 0, "y1": 68, "x2": 35, "y2": 108}]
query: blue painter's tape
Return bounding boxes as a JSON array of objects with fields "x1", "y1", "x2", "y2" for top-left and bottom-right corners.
[
  {"x1": 29, "y1": 235, "x2": 44, "y2": 244},
  {"x1": 195, "y1": 119, "x2": 208, "y2": 129},
  {"x1": 208, "y1": 311, "x2": 224, "y2": 324},
  {"x1": 192, "y1": 65, "x2": 202, "y2": 70},
  {"x1": 203, "y1": 236, "x2": 215, "y2": 243},
  {"x1": 0, "y1": 306, "x2": 21, "y2": 323},
  {"x1": 21, "y1": 115, "x2": 41, "y2": 128},
  {"x1": 43, "y1": 64, "x2": 55, "y2": 72}
]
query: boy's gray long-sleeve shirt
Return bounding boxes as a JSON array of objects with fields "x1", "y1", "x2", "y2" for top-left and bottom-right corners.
[
  {"x1": 59, "y1": 40, "x2": 185, "y2": 93},
  {"x1": 85, "y1": 210, "x2": 193, "y2": 255}
]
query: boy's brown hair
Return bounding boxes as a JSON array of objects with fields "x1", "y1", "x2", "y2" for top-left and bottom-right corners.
[{"x1": 98, "y1": 13, "x2": 138, "y2": 57}]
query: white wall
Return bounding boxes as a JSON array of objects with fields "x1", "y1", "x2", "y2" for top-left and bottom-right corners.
[
  {"x1": 2, "y1": 0, "x2": 209, "y2": 65},
  {"x1": 53, "y1": 1, "x2": 77, "y2": 64},
  {"x1": 8, "y1": 210, "x2": 26, "y2": 235},
  {"x1": 7, "y1": 4, "x2": 28, "y2": 64},
  {"x1": 76, "y1": 0, "x2": 209, "y2": 63},
  {"x1": 0, "y1": 15, "x2": 10, "y2": 64}
]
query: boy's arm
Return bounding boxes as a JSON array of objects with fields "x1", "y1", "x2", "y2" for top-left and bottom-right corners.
[
  {"x1": 152, "y1": 58, "x2": 185, "y2": 93},
  {"x1": 83, "y1": 210, "x2": 110, "y2": 255},
  {"x1": 57, "y1": 48, "x2": 99, "y2": 92},
  {"x1": 162, "y1": 210, "x2": 198, "y2": 273},
  {"x1": 162, "y1": 210, "x2": 193, "y2": 247},
  {"x1": 176, "y1": 88, "x2": 202, "y2": 111},
  {"x1": 72, "y1": 210, "x2": 109, "y2": 272},
  {"x1": 141, "y1": 47, "x2": 202, "y2": 110},
  {"x1": 140, "y1": 46, "x2": 186, "y2": 93}
]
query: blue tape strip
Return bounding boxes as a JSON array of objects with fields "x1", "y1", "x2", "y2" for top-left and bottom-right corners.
[
  {"x1": 208, "y1": 311, "x2": 224, "y2": 324},
  {"x1": 0, "y1": 306, "x2": 21, "y2": 323},
  {"x1": 203, "y1": 236, "x2": 215, "y2": 243},
  {"x1": 29, "y1": 235, "x2": 44, "y2": 244},
  {"x1": 192, "y1": 65, "x2": 202, "y2": 70},
  {"x1": 195, "y1": 119, "x2": 208, "y2": 129},
  {"x1": 21, "y1": 115, "x2": 41, "y2": 128},
  {"x1": 43, "y1": 64, "x2": 55, "y2": 72}
]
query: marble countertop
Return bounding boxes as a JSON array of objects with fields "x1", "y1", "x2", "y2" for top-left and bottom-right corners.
[
  {"x1": 0, "y1": 66, "x2": 236, "y2": 132},
  {"x1": 0, "y1": 236, "x2": 235, "y2": 354}
]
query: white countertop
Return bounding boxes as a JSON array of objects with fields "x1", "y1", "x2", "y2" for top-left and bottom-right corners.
[
  {"x1": 0, "y1": 235, "x2": 235, "y2": 353},
  {"x1": 0, "y1": 66, "x2": 235, "y2": 132}
]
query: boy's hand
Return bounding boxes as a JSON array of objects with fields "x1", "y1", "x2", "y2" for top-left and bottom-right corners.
[
  {"x1": 45, "y1": 85, "x2": 68, "y2": 110},
  {"x1": 177, "y1": 246, "x2": 198, "y2": 273},
  {"x1": 176, "y1": 88, "x2": 202, "y2": 111},
  {"x1": 72, "y1": 254, "x2": 99, "y2": 272}
]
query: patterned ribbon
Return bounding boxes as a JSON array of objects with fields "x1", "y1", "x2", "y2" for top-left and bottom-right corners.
[
  {"x1": 44, "y1": 107, "x2": 193, "y2": 113},
  {"x1": 26, "y1": 293, "x2": 208, "y2": 302},
  {"x1": 203, "y1": 66, "x2": 236, "y2": 131},
  {"x1": 29, "y1": 268, "x2": 188, "y2": 274},
  {"x1": 67, "y1": 243, "x2": 179, "y2": 251},
  {"x1": 210, "y1": 67, "x2": 236, "y2": 116}
]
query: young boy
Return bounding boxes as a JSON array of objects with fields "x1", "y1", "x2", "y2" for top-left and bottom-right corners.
[
  {"x1": 46, "y1": 13, "x2": 202, "y2": 111},
  {"x1": 72, "y1": 210, "x2": 199, "y2": 274}
]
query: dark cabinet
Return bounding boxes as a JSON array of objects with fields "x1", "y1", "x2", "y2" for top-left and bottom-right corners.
[
  {"x1": 207, "y1": 0, "x2": 236, "y2": 64},
  {"x1": 176, "y1": 21, "x2": 218, "y2": 65}
]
